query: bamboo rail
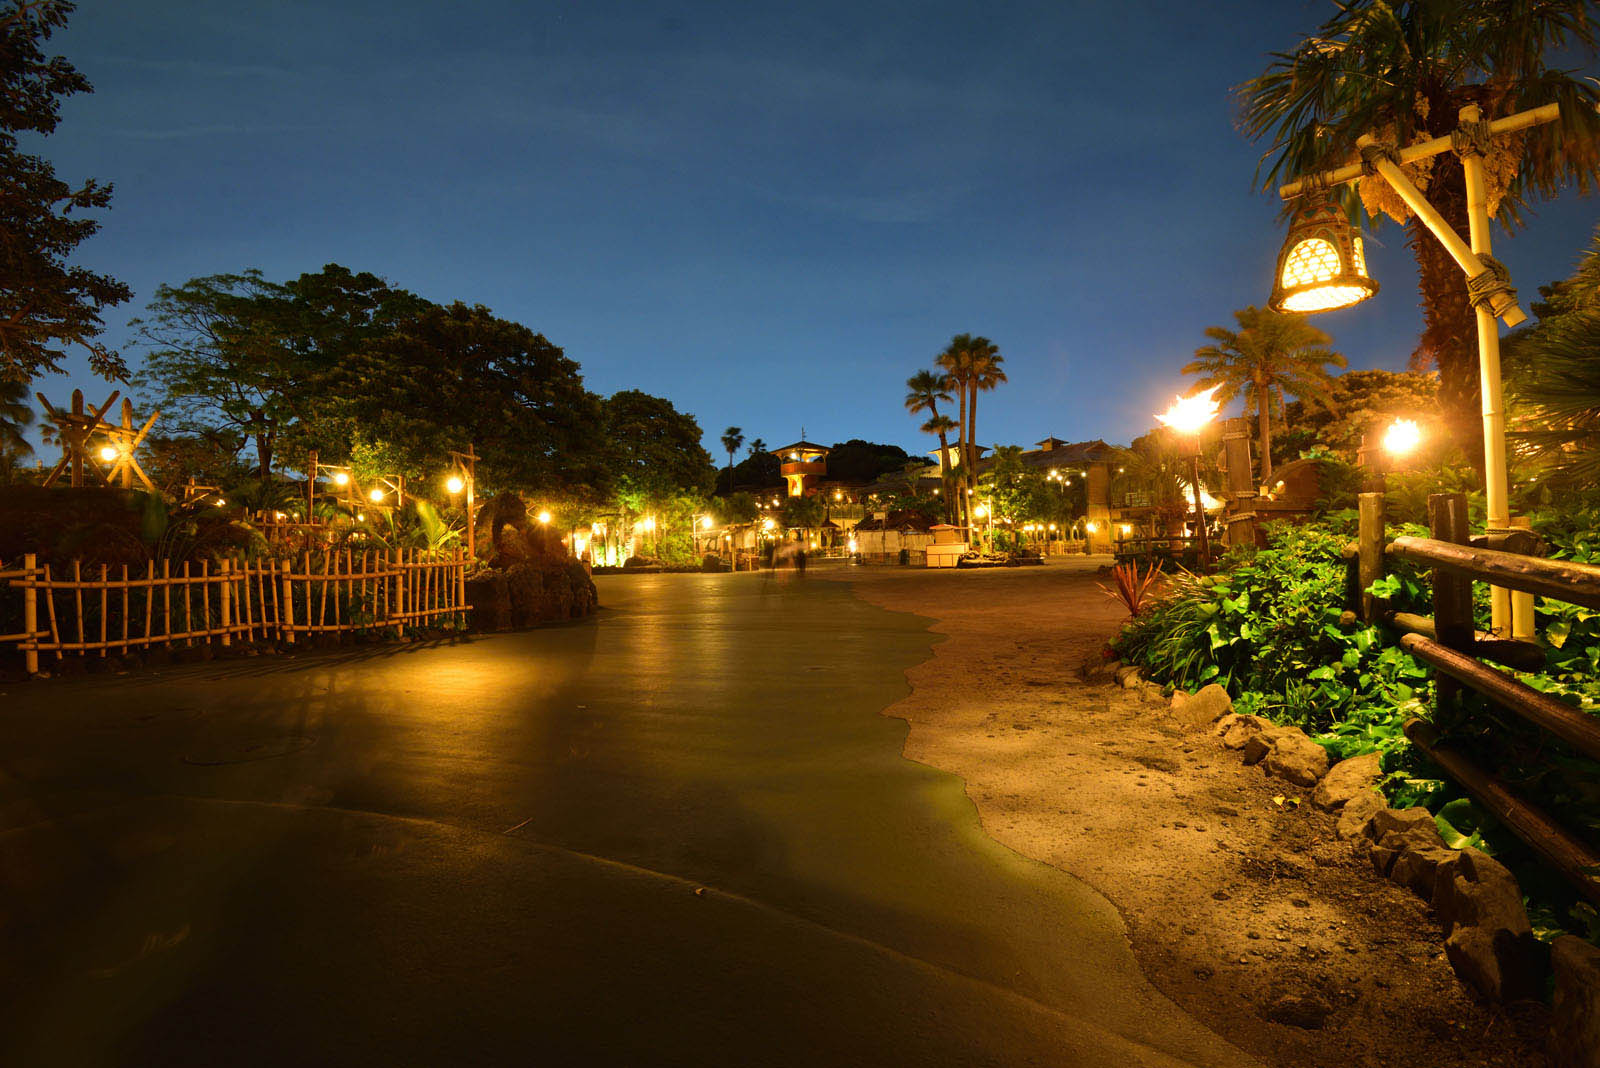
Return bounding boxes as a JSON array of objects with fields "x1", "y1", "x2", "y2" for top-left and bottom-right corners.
[
  {"x1": 1, "y1": 547, "x2": 468, "y2": 673},
  {"x1": 1350, "y1": 491, "x2": 1600, "y2": 903}
]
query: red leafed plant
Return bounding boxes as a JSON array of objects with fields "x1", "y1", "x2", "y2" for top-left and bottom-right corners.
[{"x1": 1100, "y1": 560, "x2": 1164, "y2": 616}]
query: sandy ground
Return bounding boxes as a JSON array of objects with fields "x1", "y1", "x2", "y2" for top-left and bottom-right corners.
[{"x1": 832, "y1": 558, "x2": 1549, "y2": 1068}]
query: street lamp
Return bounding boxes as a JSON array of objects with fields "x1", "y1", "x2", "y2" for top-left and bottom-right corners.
[
  {"x1": 1383, "y1": 418, "x2": 1422, "y2": 460},
  {"x1": 537, "y1": 510, "x2": 552, "y2": 525},
  {"x1": 1156, "y1": 386, "x2": 1222, "y2": 567},
  {"x1": 1275, "y1": 101, "x2": 1559, "y2": 634}
]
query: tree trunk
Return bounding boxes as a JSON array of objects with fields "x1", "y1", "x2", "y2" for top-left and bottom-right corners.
[
  {"x1": 256, "y1": 426, "x2": 273, "y2": 481},
  {"x1": 1406, "y1": 151, "x2": 1483, "y2": 471},
  {"x1": 1256, "y1": 380, "x2": 1274, "y2": 484},
  {"x1": 955, "y1": 384, "x2": 969, "y2": 529},
  {"x1": 935, "y1": 430, "x2": 953, "y2": 523},
  {"x1": 967, "y1": 384, "x2": 979, "y2": 513}
]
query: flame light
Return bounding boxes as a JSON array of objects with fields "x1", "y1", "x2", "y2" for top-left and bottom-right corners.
[
  {"x1": 1383, "y1": 418, "x2": 1422, "y2": 458},
  {"x1": 1155, "y1": 386, "x2": 1222, "y2": 435}
]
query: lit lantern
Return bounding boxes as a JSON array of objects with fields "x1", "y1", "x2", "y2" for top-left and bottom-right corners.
[
  {"x1": 700, "y1": 516, "x2": 713, "y2": 529},
  {"x1": 333, "y1": 471, "x2": 350, "y2": 486},
  {"x1": 537, "y1": 510, "x2": 552, "y2": 524},
  {"x1": 369, "y1": 488, "x2": 384, "y2": 503},
  {"x1": 1383, "y1": 418, "x2": 1422, "y2": 458},
  {"x1": 1268, "y1": 201, "x2": 1378, "y2": 314},
  {"x1": 445, "y1": 475, "x2": 464, "y2": 494}
]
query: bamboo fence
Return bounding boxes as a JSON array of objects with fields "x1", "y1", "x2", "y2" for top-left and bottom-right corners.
[{"x1": 0, "y1": 547, "x2": 468, "y2": 675}]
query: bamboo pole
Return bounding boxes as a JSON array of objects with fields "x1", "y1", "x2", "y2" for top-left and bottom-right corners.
[
  {"x1": 97, "y1": 564, "x2": 107, "y2": 656},
  {"x1": 43, "y1": 563, "x2": 60, "y2": 659},
  {"x1": 395, "y1": 548, "x2": 405, "y2": 635},
  {"x1": 281, "y1": 557, "x2": 295, "y2": 643},
  {"x1": 1458, "y1": 103, "x2": 1513, "y2": 637},
  {"x1": 23, "y1": 553, "x2": 37, "y2": 675},
  {"x1": 72, "y1": 560, "x2": 84, "y2": 650},
  {"x1": 144, "y1": 560, "x2": 154, "y2": 646},
  {"x1": 241, "y1": 559, "x2": 254, "y2": 643},
  {"x1": 219, "y1": 559, "x2": 232, "y2": 647},
  {"x1": 162, "y1": 560, "x2": 172, "y2": 641},
  {"x1": 201, "y1": 559, "x2": 212, "y2": 644},
  {"x1": 1357, "y1": 492, "x2": 1385, "y2": 622},
  {"x1": 120, "y1": 564, "x2": 129, "y2": 653},
  {"x1": 1510, "y1": 516, "x2": 1536, "y2": 640},
  {"x1": 1278, "y1": 102, "x2": 1560, "y2": 198}
]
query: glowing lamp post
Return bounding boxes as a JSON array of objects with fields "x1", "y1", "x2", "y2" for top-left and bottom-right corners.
[
  {"x1": 1155, "y1": 386, "x2": 1222, "y2": 567},
  {"x1": 1383, "y1": 418, "x2": 1422, "y2": 460},
  {"x1": 1274, "y1": 102, "x2": 1561, "y2": 635}
]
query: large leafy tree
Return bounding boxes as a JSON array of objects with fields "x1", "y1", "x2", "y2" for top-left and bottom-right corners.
[
  {"x1": 1276, "y1": 368, "x2": 1440, "y2": 464},
  {"x1": 132, "y1": 271, "x2": 303, "y2": 479},
  {"x1": 350, "y1": 302, "x2": 610, "y2": 495},
  {"x1": 1237, "y1": 0, "x2": 1600, "y2": 458},
  {"x1": 1, "y1": 0, "x2": 131, "y2": 384},
  {"x1": 600, "y1": 389, "x2": 714, "y2": 505},
  {"x1": 1, "y1": 376, "x2": 34, "y2": 456},
  {"x1": 1183, "y1": 305, "x2": 1346, "y2": 481}
]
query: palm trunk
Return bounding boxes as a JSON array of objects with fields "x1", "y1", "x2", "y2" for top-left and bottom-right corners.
[
  {"x1": 955, "y1": 384, "x2": 969, "y2": 529},
  {"x1": 1406, "y1": 151, "x2": 1482, "y2": 471},
  {"x1": 967, "y1": 384, "x2": 979, "y2": 509}
]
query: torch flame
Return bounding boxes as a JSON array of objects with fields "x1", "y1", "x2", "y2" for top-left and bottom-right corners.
[{"x1": 1155, "y1": 386, "x2": 1222, "y2": 435}]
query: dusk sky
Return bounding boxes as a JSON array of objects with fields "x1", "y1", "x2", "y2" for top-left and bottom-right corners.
[{"x1": 36, "y1": 0, "x2": 1600, "y2": 458}]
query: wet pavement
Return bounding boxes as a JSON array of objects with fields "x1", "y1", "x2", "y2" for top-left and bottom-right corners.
[{"x1": 0, "y1": 570, "x2": 1254, "y2": 1066}]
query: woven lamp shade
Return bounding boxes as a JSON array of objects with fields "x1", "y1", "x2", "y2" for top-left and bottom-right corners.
[{"x1": 1269, "y1": 202, "x2": 1379, "y2": 314}]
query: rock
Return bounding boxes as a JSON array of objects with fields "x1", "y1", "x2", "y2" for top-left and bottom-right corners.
[
  {"x1": 1216, "y1": 713, "x2": 1271, "y2": 750},
  {"x1": 1550, "y1": 936, "x2": 1600, "y2": 1067},
  {"x1": 1364, "y1": 806, "x2": 1443, "y2": 845},
  {"x1": 1312, "y1": 752, "x2": 1383, "y2": 812},
  {"x1": 1264, "y1": 731, "x2": 1331, "y2": 787},
  {"x1": 1240, "y1": 725, "x2": 1294, "y2": 765},
  {"x1": 1171, "y1": 683, "x2": 1232, "y2": 729},
  {"x1": 1114, "y1": 665, "x2": 1143, "y2": 689},
  {"x1": 1390, "y1": 845, "x2": 1460, "y2": 899},
  {"x1": 1435, "y1": 848, "x2": 1519, "y2": 936},
  {"x1": 1336, "y1": 789, "x2": 1387, "y2": 840},
  {"x1": 1260, "y1": 991, "x2": 1332, "y2": 1030},
  {"x1": 1441, "y1": 848, "x2": 1543, "y2": 1001},
  {"x1": 1138, "y1": 681, "x2": 1167, "y2": 704}
]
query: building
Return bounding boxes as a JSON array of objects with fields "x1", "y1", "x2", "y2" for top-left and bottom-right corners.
[{"x1": 772, "y1": 440, "x2": 830, "y2": 497}]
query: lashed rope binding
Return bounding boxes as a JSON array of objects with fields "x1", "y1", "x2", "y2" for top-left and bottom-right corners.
[{"x1": 1466, "y1": 253, "x2": 1518, "y2": 313}]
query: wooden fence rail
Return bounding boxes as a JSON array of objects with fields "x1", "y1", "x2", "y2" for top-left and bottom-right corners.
[
  {"x1": 0, "y1": 547, "x2": 468, "y2": 676},
  {"x1": 1349, "y1": 490, "x2": 1600, "y2": 904}
]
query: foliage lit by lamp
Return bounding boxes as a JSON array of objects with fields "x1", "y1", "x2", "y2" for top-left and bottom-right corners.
[
  {"x1": 1383, "y1": 418, "x2": 1422, "y2": 458},
  {"x1": 1268, "y1": 201, "x2": 1378, "y2": 314}
]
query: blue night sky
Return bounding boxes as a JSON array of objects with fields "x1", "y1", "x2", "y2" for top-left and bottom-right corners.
[{"x1": 33, "y1": 0, "x2": 1600, "y2": 457}]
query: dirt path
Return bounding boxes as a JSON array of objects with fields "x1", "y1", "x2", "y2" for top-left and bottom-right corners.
[{"x1": 836, "y1": 560, "x2": 1548, "y2": 1068}]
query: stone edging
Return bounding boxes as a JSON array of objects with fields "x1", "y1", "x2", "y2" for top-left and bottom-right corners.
[{"x1": 1082, "y1": 656, "x2": 1600, "y2": 1066}]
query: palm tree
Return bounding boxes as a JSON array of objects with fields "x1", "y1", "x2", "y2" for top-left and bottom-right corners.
[
  {"x1": 1183, "y1": 306, "x2": 1346, "y2": 482},
  {"x1": 1, "y1": 379, "x2": 36, "y2": 459},
  {"x1": 720, "y1": 425, "x2": 744, "y2": 492},
  {"x1": 905, "y1": 370, "x2": 954, "y2": 509},
  {"x1": 747, "y1": 437, "x2": 766, "y2": 457},
  {"x1": 1237, "y1": 0, "x2": 1600, "y2": 459},
  {"x1": 936, "y1": 334, "x2": 1004, "y2": 527}
]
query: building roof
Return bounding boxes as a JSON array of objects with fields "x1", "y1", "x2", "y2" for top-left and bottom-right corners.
[
  {"x1": 1019, "y1": 438, "x2": 1117, "y2": 467},
  {"x1": 772, "y1": 441, "x2": 831, "y2": 457}
]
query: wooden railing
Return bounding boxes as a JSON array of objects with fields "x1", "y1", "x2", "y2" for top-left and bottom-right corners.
[
  {"x1": 1349, "y1": 490, "x2": 1600, "y2": 904},
  {"x1": 1, "y1": 547, "x2": 468, "y2": 676}
]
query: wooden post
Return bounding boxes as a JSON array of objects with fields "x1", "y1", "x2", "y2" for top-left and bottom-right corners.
[
  {"x1": 219, "y1": 559, "x2": 232, "y2": 647},
  {"x1": 1429, "y1": 492, "x2": 1474, "y2": 718},
  {"x1": 1357, "y1": 492, "x2": 1385, "y2": 622},
  {"x1": 22, "y1": 553, "x2": 37, "y2": 676},
  {"x1": 281, "y1": 557, "x2": 295, "y2": 643},
  {"x1": 1221, "y1": 417, "x2": 1257, "y2": 549}
]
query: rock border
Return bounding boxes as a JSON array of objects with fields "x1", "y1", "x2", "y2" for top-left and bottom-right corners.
[{"x1": 1083, "y1": 656, "x2": 1597, "y2": 1067}]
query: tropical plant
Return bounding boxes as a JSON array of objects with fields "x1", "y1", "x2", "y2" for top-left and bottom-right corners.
[
  {"x1": 1237, "y1": 0, "x2": 1600, "y2": 457},
  {"x1": 1, "y1": 378, "x2": 35, "y2": 457},
  {"x1": 720, "y1": 425, "x2": 744, "y2": 490},
  {"x1": 1100, "y1": 560, "x2": 1165, "y2": 616},
  {"x1": 1183, "y1": 306, "x2": 1345, "y2": 482}
]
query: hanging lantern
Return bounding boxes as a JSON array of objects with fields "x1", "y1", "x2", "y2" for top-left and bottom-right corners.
[{"x1": 1268, "y1": 202, "x2": 1378, "y2": 314}]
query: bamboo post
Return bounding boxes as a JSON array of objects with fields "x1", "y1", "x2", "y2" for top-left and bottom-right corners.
[
  {"x1": 72, "y1": 560, "x2": 84, "y2": 650},
  {"x1": 161, "y1": 560, "x2": 172, "y2": 642},
  {"x1": 22, "y1": 553, "x2": 37, "y2": 675},
  {"x1": 219, "y1": 559, "x2": 232, "y2": 647},
  {"x1": 200, "y1": 560, "x2": 211, "y2": 643},
  {"x1": 42, "y1": 563, "x2": 60, "y2": 659},
  {"x1": 99, "y1": 563, "x2": 108, "y2": 656},
  {"x1": 240, "y1": 560, "x2": 253, "y2": 643},
  {"x1": 1357, "y1": 492, "x2": 1386, "y2": 622},
  {"x1": 1458, "y1": 103, "x2": 1513, "y2": 637},
  {"x1": 395, "y1": 548, "x2": 406, "y2": 636},
  {"x1": 144, "y1": 560, "x2": 153, "y2": 645},
  {"x1": 120, "y1": 564, "x2": 129, "y2": 653},
  {"x1": 281, "y1": 557, "x2": 295, "y2": 643},
  {"x1": 1510, "y1": 516, "x2": 1536, "y2": 640}
]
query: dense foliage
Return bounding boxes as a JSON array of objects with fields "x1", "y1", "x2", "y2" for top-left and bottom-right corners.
[{"x1": 0, "y1": 0, "x2": 131, "y2": 384}]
